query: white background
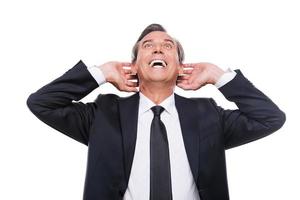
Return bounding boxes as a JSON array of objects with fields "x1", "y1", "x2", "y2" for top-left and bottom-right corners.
[{"x1": 0, "y1": 0, "x2": 299, "y2": 199}]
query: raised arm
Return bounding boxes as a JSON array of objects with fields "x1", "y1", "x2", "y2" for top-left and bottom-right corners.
[
  {"x1": 177, "y1": 62, "x2": 285, "y2": 149},
  {"x1": 27, "y1": 60, "x2": 137, "y2": 145}
]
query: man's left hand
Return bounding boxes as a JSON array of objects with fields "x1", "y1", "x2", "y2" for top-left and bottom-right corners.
[{"x1": 177, "y1": 63, "x2": 225, "y2": 90}]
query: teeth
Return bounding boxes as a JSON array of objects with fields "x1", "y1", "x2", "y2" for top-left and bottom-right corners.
[
  {"x1": 149, "y1": 59, "x2": 167, "y2": 68},
  {"x1": 153, "y1": 65, "x2": 164, "y2": 68}
]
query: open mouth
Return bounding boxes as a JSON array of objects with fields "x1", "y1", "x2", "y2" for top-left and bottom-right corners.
[{"x1": 149, "y1": 59, "x2": 167, "y2": 68}]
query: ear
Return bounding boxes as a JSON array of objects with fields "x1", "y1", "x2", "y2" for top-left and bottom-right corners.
[
  {"x1": 178, "y1": 64, "x2": 184, "y2": 75},
  {"x1": 131, "y1": 62, "x2": 138, "y2": 74}
]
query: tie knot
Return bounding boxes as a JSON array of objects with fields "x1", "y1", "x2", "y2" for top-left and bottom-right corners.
[{"x1": 151, "y1": 106, "x2": 164, "y2": 117}]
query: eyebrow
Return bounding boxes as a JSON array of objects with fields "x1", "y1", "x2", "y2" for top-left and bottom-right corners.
[
  {"x1": 141, "y1": 39, "x2": 175, "y2": 45},
  {"x1": 164, "y1": 39, "x2": 175, "y2": 45},
  {"x1": 142, "y1": 39, "x2": 153, "y2": 45}
]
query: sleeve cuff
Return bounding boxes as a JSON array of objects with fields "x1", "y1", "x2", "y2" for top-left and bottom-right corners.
[
  {"x1": 87, "y1": 65, "x2": 106, "y2": 86},
  {"x1": 214, "y1": 68, "x2": 237, "y2": 88}
]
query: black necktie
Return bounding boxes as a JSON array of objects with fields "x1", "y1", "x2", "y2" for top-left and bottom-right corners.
[{"x1": 150, "y1": 106, "x2": 172, "y2": 200}]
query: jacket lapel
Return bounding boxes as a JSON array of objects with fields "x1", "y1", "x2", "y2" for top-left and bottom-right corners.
[
  {"x1": 118, "y1": 92, "x2": 140, "y2": 183},
  {"x1": 175, "y1": 94, "x2": 200, "y2": 182}
]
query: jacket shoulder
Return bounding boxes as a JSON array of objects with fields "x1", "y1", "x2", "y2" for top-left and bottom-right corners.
[{"x1": 175, "y1": 93, "x2": 216, "y2": 107}]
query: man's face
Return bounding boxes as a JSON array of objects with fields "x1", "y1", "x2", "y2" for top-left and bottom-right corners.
[{"x1": 133, "y1": 31, "x2": 182, "y2": 86}]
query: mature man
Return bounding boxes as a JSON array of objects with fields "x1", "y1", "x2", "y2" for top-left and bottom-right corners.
[{"x1": 27, "y1": 24, "x2": 285, "y2": 200}]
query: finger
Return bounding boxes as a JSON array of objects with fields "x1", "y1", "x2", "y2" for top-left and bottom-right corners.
[
  {"x1": 118, "y1": 83, "x2": 138, "y2": 92},
  {"x1": 121, "y1": 62, "x2": 132, "y2": 67},
  {"x1": 122, "y1": 63, "x2": 133, "y2": 71},
  {"x1": 183, "y1": 63, "x2": 195, "y2": 68},
  {"x1": 177, "y1": 77, "x2": 195, "y2": 86},
  {"x1": 125, "y1": 80, "x2": 138, "y2": 87},
  {"x1": 176, "y1": 79, "x2": 189, "y2": 85},
  {"x1": 124, "y1": 85, "x2": 138, "y2": 92},
  {"x1": 177, "y1": 82, "x2": 193, "y2": 90},
  {"x1": 185, "y1": 73, "x2": 205, "y2": 87},
  {"x1": 125, "y1": 74, "x2": 138, "y2": 80},
  {"x1": 182, "y1": 69, "x2": 193, "y2": 74},
  {"x1": 177, "y1": 75, "x2": 191, "y2": 80},
  {"x1": 177, "y1": 81, "x2": 201, "y2": 91},
  {"x1": 123, "y1": 69, "x2": 133, "y2": 74}
]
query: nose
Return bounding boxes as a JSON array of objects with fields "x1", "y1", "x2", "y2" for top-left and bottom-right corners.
[{"x1": 153, "y1": 44, "x2": 164, "y2": 55}]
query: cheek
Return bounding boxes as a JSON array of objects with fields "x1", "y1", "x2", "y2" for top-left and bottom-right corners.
[
  {"x1": 167, "y1": 51, "x2": 180, "y2": 62},
  {"x1": 136, "y1": 49, "x2": 150, "y2": 60}
]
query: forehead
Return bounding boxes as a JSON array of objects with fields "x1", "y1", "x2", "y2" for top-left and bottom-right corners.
[{"x1": 140, "y1": 31, "x2": 174, "y2": 42}]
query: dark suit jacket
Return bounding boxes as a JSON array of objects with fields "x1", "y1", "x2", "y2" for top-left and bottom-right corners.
[{"x1": 27, "y1": 61, "x2": 285, "y2": 200}]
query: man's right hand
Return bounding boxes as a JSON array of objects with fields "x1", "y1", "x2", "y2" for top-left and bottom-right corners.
[{"x1": 98, "y1": 62, "x2": 138, "y2": 92}]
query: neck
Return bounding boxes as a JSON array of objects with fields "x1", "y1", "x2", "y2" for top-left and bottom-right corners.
[{"x1": 139, "y1": 83, "x2": 174, "y2": 104}]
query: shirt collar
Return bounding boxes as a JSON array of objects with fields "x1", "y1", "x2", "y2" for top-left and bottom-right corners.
[{"x1": 138, "y1": 92, "x2": 175, "y2": 116}]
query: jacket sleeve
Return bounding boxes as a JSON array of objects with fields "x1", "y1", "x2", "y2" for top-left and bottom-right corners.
[
  {"x1": 26, "y1": 60, "x2": 100, "y2": 145},
  {"x1": 213, "y1": 70, "x2": 286, "y2": 149}
]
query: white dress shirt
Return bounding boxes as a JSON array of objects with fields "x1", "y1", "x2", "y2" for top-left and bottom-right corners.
[
  {"x1": 87, "y1": 65, "x2": 236, "y2": 200},
  {"x1": 123, "y1": 93, "x2": 200, "y2": 200}
]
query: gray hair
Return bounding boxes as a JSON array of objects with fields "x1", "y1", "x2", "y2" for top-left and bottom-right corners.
[{"x1": 131, "y1": 24, "x2": 185, "y2": 64}]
